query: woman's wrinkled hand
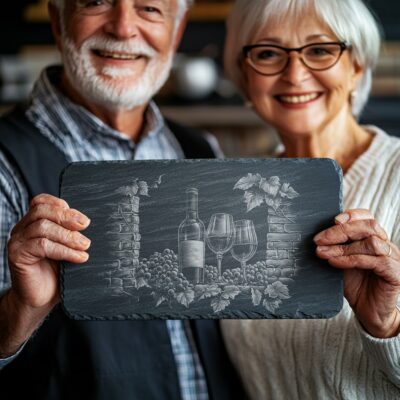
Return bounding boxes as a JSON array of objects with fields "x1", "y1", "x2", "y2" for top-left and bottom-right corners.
[{"x1": 314, "y1": 209, "x2": 400, "y2": 338}]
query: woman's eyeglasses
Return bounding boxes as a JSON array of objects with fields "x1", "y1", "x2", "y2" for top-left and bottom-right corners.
[{"x1": 242, "y1": 42, "x2": 349, "y2": 76}]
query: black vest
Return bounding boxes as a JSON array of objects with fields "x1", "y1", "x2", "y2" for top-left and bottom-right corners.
[{"x1": 0, "y1": 108, "x2": 245, "y2": 400}]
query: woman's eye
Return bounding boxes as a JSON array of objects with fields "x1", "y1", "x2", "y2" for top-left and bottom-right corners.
[
  {"x1": 256, "y1": 50, "x2": 279, "y2": 60},
  {"x1": 310, "y1": 47, "x2": 330, "y2": 56}
]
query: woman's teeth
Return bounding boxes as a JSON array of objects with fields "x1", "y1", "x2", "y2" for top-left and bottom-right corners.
[{"x1": 278, "y1": 93, "x2": 319, "y2": 104}]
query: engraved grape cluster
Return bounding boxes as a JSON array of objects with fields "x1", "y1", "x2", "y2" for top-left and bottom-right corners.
[
  {"x1": 206, "y1": 261, "x2": 273, "y2": 285},
  {"x1": 135, "y1": 249, "x2": 191, "y2": 296},
  {"x1": 221, "y1": 261, "x2": 270, "y2": 285}
]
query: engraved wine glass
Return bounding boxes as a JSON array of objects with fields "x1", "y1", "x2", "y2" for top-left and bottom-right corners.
[
  {"x1": 231, "y1": 220, "x2": 258, "y2": 284},
  {"x1": 206, "y1": 213, "x2": 235, "y2": 281}
]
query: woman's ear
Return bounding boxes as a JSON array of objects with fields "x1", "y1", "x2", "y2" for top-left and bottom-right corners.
[
  {"x1": 351, "y1": 61, "x2": 364, "y2": 90},
  {"x1": 240, "y1": 60, "x2": 251, "y2": 102}
]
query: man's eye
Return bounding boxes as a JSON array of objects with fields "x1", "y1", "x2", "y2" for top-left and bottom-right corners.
[
  {"x1": 138, "y1": 4, "x2": 165, "y2": 21},
  {"x1": 77, "y1": 0, "x2": 107, "y2": 8},
  {"x1": 143, "y1": 6, "x2": 159, "y2": 13}
]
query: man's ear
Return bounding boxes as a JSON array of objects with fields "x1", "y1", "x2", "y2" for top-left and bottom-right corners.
[
  {"x1": 48, "y1": 2, "x2": 63, "y2": 52},
  {"x1": 173, "y1": 13, "x2": 188, "y2": 52}
]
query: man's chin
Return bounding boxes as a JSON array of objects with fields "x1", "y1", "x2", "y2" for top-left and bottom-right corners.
[{"x1": 85, "y1": 81, "x2": 154, "y2": 111}]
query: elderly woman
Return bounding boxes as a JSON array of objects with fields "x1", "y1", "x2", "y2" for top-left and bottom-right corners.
[{"x1": 222, "y1": 0, "x2": 400, "y2": 398}]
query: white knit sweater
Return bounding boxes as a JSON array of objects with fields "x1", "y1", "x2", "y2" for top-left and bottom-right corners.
[{"x1": 221, "y1": 127, "x2": 400, "y2": 400}]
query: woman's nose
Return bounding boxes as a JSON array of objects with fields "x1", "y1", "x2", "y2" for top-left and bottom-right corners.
[
  {"x1": 280, "y1": 53, "x2": 312, "y2": 85},
  {"x1": 104, "y1": 1, "x2": 140, "y2": 40}
]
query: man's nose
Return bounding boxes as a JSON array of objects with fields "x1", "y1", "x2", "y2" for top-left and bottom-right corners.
[
  {"x1": 104, "y1": 1, "x2": 140, "y2": 40},
  {"x1": 280, "y1": 52, "x2": 311, "y2": 85}
]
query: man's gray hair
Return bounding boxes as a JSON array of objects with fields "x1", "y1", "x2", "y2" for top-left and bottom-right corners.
[
  {"x1": 49, "y1": 0, "x2": 194, "y2": 23},
  {"x1": 224, "y1": 0, "x2": 382, "y2": 118}
]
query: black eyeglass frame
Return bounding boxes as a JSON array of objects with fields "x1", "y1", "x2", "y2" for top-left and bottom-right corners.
[{"x1": 242, "y1": 41, "x2": 349, "y2": 76}]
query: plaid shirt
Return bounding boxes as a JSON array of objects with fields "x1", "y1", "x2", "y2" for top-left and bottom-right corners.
[{"x1": 0, "y1": 66, "x2": 213, "y2": 400}]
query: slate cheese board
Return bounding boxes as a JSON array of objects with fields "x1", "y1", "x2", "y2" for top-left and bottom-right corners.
[{"x1": 60, "y1": 158, "x2": 343, "y2": 320}]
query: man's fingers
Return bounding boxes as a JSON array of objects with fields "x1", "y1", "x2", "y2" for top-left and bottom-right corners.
[
  {"x1": 18, "y1": 219, "x2": 91, "y2": 251},
  {"x1": 30, "y1": 193, "x2": 70, "y2": 210},
  {"x1": 11, "y1": 238, "x2": 89, "y2": 266},
  {"x1": 12, "y1": 203, "x2": 90, "y2": 234},
  {"x1": 317, "y1": 236, "x2": 393, "y2": 258},
  {"x1": 314, "y1": 219, "x2": 387, "y2": 245}
]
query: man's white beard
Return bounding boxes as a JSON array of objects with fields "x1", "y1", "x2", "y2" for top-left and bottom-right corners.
[{"x1": 61, "y1": 34, "x2": 173, "y2": 111}]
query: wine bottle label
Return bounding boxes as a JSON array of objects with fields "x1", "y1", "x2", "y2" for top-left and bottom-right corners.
[{"x1": 180, "y1": 240, "x2": 204, "y2": 269}]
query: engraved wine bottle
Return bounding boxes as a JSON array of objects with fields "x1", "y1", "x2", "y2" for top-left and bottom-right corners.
[{"x1": 178, "y1": 188, "x2": 205, "y2": 284}]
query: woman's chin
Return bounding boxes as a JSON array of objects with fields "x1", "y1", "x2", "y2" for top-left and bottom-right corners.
[{"x1": 273, "y1": 119, "x2": 323, "y2": 137}]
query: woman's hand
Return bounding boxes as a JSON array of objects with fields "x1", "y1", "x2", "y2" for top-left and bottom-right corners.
[{"x1": 314, "y1": 209, "x2": 400, "y2": 338}]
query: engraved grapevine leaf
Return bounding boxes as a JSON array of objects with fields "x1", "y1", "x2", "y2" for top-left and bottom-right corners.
[
  {"x1": 155, "y1": 296, "x2": 167, "y2": 307},
  {"x1": 137, "y1": 277, "x2": 150, "y2": 289},
  {"x1": 211, "y1": 298, "x2": 231, "y2": 313},
  {"x1": 280, "y1": 183, "x2": 300, "y2": 199},
  {"x1": 259, "y1": 176, "x2": 281, "y2": 197},
  {"x1": 195, "y1": 285, "x2": 221, "y2": 300},
  {"x1": 265, "y1": 196, "x2": 275, "y2": 207},
  {"x1": 263, "y1": 299, "x2": 282, "y2": 313},
  {"x1": 265, "y1": 281, "x2": 290, "y2": 300},
  {"x1": 234, "y1": 173, "x2": 262, "y2": 190},
  {"x1": 251, "y1": 288, "x2": 263, "y2": 306},
  {"x1": 176, "y1": 289, "x2": 195, "y2": 308},
  {"x1": 244, "y1": 190, "x2": 265, "y2": 212},
  {"x1": 221, "y1": 285, "x2": 241, "y2": 300}
]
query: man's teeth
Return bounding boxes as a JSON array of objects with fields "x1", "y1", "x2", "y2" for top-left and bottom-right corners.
[
  {"x1": 279, "y1": 93, "x2": 319, "y2": 104},
  {"x1": 97, "y1": 50, "x2": 139, "y2": 60}
]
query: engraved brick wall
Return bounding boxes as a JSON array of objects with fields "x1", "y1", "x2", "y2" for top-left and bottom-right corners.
[{"x1": 266, "y1": 209, "x2": 301, "y2": 283}]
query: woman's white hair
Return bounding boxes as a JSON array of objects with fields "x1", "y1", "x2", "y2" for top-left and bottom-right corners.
[
  {"x1": 49, "y1": 0, "x2": 194, "y2": 23},
  {"x1": 224, "y1": 0, "x2": 382, "y2": 118}
]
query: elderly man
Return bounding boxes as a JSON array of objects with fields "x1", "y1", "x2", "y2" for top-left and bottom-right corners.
[{"x1": 0, "y1": 1, "x2": 244, "y2": 399}]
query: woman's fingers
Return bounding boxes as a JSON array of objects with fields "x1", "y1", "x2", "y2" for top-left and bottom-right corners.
[
  {"x1": 326, "y1": 254, "x2": 400, "y2": 286},
  {"x1": 314, "y1": 219, "x2": 387, "y2": 245},
  {"x1": 316, "y1": 236, "x2": 396, "y2": 258},
  {"x1": 334, "y1": 209, "x2": 374, "y2": 224}
]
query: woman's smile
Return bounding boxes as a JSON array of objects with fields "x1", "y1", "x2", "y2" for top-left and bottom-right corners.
[{"x1": 274, "y1": 91, "x2": 323, "y2": 108}]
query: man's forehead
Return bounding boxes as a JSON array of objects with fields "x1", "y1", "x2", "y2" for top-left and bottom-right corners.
[{"x1": 70, "y1": 0, "x2": 179, "y2": 8}]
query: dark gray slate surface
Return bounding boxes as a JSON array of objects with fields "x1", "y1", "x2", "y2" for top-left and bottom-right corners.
[{"x1": 60, "y1": 158, "x2": 343, "y2": 320}]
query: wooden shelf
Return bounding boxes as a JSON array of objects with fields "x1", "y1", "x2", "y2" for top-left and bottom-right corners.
[
  {"x1": 24, "y1": 0, "x2": 233, "y2": 22},
  {"x1": 24, "y1": 0, "x2": 48, "y2": 22}
]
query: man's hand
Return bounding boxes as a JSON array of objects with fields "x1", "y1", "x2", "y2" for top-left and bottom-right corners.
[
  {"x1": 0, "y1": 194, "x2": 90, "y2": 358},
  {"x1": 314, "y1": 209, "x2": 400, "y2": 338}
]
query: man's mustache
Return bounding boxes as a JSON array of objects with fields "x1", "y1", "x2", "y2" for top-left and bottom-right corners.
[{"x1": 81, "y1": 36, "x2": 158, "y2": 58}]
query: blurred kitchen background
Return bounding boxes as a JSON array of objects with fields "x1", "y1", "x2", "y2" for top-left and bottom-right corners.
[{"x1": 0, "y1": 0, "x2": 399, "y2": 157}]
